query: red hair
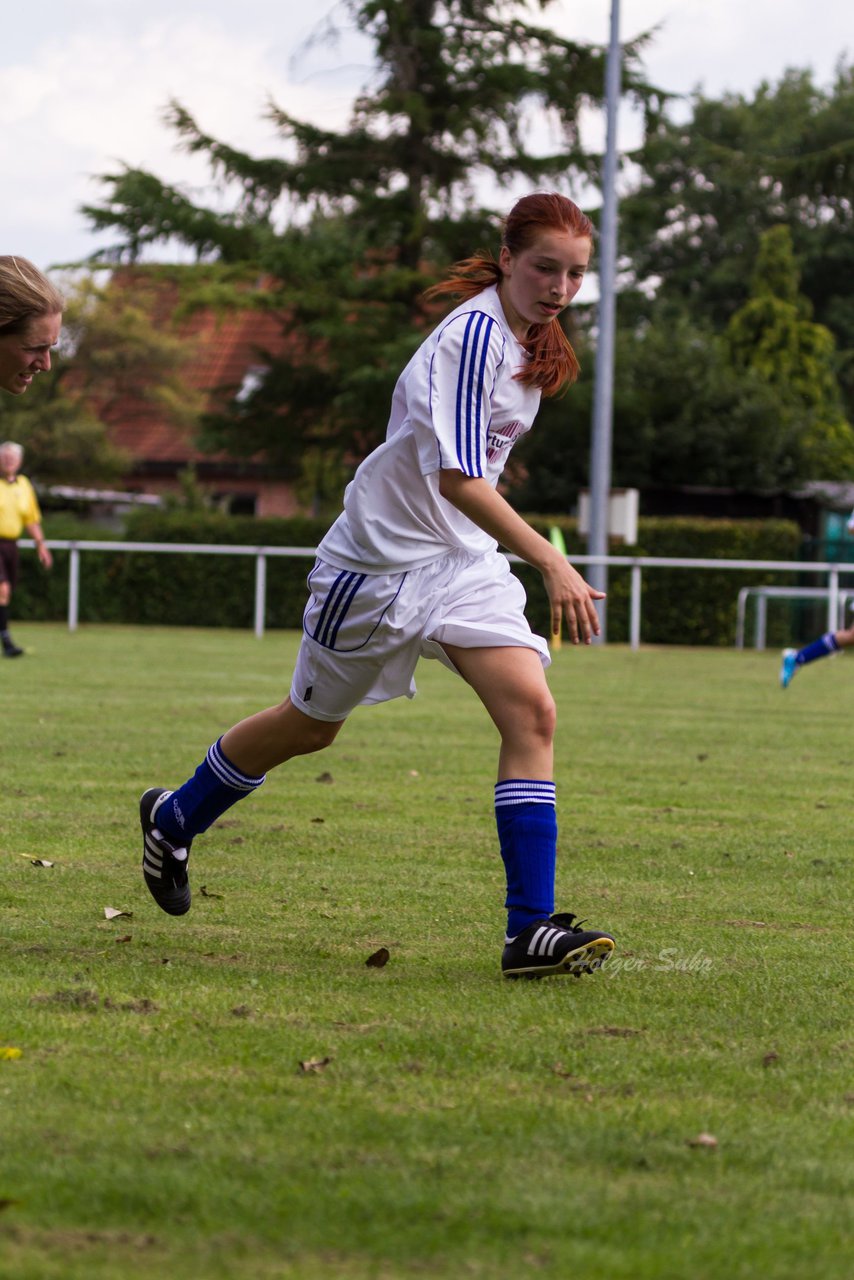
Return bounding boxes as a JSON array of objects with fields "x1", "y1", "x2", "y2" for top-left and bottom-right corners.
[{"x1": 425, "y1": 193, "x2": 593, "y2": 397}]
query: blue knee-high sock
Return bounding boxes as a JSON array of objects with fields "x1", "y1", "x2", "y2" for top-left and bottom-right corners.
[
  {"x1": 495, "y1": 779, "x2": 557, "y2": 938},
  {"x1": 154, "y1": 737, "x2": 266, "y2": 845},
  {"x1": 796, "y1": 632, "x2": 839, "y2": 667}
]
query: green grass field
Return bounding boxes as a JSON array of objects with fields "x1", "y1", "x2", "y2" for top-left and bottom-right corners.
[{"x1": 1, "y1": 624, "x2": 851, "y2": 1279}]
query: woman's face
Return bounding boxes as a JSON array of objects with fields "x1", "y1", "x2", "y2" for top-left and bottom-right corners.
[
  {"x1": 498, "y1": 230, "x2": 591, "y2": 340},
  {"x1": 0, "y1": 311, "x2": 62, "y2": 394}
]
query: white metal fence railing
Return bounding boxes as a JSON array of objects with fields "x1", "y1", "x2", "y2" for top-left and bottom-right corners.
[{"x1": 19, "y1": 539, "x2": 854, "y2": 649}]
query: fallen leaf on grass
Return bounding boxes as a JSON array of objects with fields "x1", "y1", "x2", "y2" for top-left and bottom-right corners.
[
  {"x1": 0, "y1": 1047, "x2": 23, "y2": 1061},
  {"x1": 104, "y1": 907, "x2": 132, "y2": 920},
  {"x1": 366, "y1": 947, "x2": 390, "y2": 968},
  {"x1": 199, "y1": 885, "x2": 223, "y2": 899},
  {"x1": 687, "y1": 1132, "x2": 718, "y2": 1149},
  {"x1": 762, "y1": 1051, "x2": 780, "y2": 1067},
  {"x1": 14, "y1": 852, "x2": 54, "y2": 866},
  {"x1": 311, "y1": 817, "x2": 325, "y2": 824},
  {"x1": 114, "y1": 935, "x2": 133, "y2": 945},
  {"x1": 315, "y1": 771, "x2": 334, "y2": 784},
  {"x1": 298, "y1": 1056, "x2": 332, "y2": 1074},
  {"x1": 231, "y1": 1005, "x2": 252, "y2": 1018}
]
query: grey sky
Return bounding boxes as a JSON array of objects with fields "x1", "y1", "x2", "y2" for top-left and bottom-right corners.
[{"x1": 2, "y1": 0, "x2": 850, "y2": 266}]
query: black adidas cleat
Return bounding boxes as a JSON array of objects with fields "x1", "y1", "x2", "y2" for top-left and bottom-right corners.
[
  {"x1": 140, "y1": 788, "x2": 191, "y2": 916},
  {"x1": 502, "y1": 912, "x2": 615, "y2": 979}
]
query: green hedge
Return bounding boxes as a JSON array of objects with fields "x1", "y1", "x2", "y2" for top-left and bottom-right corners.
[
  {"x1": 518, "y1": 515, "x2": 804, "y2": 647},
  {"x1": 16, "y1": 510, "x2": 805, "y2": 646}
]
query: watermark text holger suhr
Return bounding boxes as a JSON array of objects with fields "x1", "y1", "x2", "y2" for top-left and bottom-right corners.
[{"x1": 597, "y1": 949, "x2": 714, "y2": 977}]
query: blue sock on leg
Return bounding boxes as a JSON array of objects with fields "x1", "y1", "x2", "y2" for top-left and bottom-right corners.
[
  {"x1": 155, "y1": 737, "x2": 266, "y2": 845},
  {"x1": 495, "y1": 780, "x2": 557, "y2": 938},
  {"x1": 796, "y1": 632, "x2": 839, "y2": 667}
]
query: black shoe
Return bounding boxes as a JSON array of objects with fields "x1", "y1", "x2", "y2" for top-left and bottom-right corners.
[
  {"x1": 2, "y1": 642, "x2": 23, "y2": 657},
  {"x1": 502, "y1": 912, "x2": 615, "y2": 979},
  {"x1": 140, "y1": 788, "x2": 191, "y2": 916}
]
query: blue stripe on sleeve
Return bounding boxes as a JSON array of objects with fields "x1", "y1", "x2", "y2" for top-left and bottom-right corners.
[
  {"x1": 455, "y1": 313, "x2": 475, "y2": 473},
  {"x1": 455, "y1": 312, "x2": 493, "y2": 476}
]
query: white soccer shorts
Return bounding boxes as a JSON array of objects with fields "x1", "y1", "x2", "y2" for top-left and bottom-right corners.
[{"x1": 289, "y1": 547, "x2": 550, "y2": 721}]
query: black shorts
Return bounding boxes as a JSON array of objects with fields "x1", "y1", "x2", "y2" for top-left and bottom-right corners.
[{"x1": 0, "y1": 540, "x2": 19, "y2": 590}]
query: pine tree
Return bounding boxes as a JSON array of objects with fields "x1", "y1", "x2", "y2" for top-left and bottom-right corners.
[
  {"x1": 726, "y1": 225, "x2": 854, "y2": 479},
  {"x1": 82, "y1": 0, "x2": 661, "y2": 492}
]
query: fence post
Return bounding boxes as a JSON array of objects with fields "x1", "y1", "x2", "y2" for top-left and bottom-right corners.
[
  {"x1": 630, "y1": 563, "x2": 641, "y2": 650},
  {"x1": 828, "y1": 569, "x2": 840, "y2": 633},
  {"x1": 735, "y1": 587, "x2": 749, "y2": 650},
  {"x1": 254, "y1": 553, "x2": 267, "y2": 639},
  {"x1": 68, "y1": 545, "x2": 80, "y2": 632},
  {"x1": 755, "y1": 594, "x2": 768, "y2": 650}
]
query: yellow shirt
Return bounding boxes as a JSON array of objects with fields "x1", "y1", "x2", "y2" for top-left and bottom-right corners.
[{"x1": 0, "y1": 475, "x2": 42, "y2": 540}]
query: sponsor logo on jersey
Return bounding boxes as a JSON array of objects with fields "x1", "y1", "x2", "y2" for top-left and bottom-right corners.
[{"x1": 486, "y1": 419, "x2": 527, "y2": 463}]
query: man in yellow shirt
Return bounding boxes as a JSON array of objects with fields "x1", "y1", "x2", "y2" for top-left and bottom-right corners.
[{"x1": 0, "y1": 441, "x2": 52, "y2": 657}]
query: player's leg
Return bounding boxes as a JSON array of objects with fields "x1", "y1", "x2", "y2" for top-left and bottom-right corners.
[
  {"x1": 153, "y1": 698, "x2": 344, "y2": 849},
  {"x1": 441, "y1": 642, "x2": 614, "y2": 978},
  {"x1": 141, "y1": 559, "x2": 414, "y2": 916},
  {"x1": 140, "y1": 701, "x2": 345, "y2": 916},
  {"x1": 780, "y1": 621, "x2": 854, "y2": 688},
  {"x1": 0, "y1": 545, "x2": 23, "y2": 657}
]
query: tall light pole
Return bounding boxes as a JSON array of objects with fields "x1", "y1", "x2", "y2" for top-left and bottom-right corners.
[{"x1": 587, "y1": 0, "x2": 621, "y2": 642}]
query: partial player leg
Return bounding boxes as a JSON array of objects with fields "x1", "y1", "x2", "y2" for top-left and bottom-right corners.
[
  {"x1": 780, "y1": 622, "x2": 854, "y2": 688},
  {"x1": 0, "y1": 556, "x2": 23, "y2": 657},
  {"x1": 141, "y1": 699, "x2": 345, "y2": 915},
  {"x1": 440, "y1": 643, "x2": 614, "y2": 978}
]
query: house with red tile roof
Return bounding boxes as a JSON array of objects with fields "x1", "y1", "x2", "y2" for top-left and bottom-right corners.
[{"x1": 93, "y1": 268, "x2": 301, "y2": 517}]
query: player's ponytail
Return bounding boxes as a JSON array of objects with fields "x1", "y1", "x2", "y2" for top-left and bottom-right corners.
[{"x1": 425, "y1": 193, "x2": 593, "y2": 397}]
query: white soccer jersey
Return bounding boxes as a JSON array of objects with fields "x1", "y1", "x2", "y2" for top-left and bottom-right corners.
[{"x1": 318, "y1": 284, "x2": 542, "y2": 572}]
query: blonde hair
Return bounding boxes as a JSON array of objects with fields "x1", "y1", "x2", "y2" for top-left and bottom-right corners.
[{"x1": 0, "y1": 256, "x2": 64, "y2": 335}]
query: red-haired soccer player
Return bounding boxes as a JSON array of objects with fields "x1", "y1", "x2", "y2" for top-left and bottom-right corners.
[{"x1": 139, "y1": 193, "x2": 615, "y2": 979}]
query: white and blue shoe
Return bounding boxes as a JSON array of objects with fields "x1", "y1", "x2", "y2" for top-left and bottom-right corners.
[{"x1": 780, "y1": 649, "x2": 798, "y2": 689}]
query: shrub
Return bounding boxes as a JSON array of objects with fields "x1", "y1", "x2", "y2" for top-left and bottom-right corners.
[{"x1": 17, "y1": 511, "x2": 805, "y2": 646}]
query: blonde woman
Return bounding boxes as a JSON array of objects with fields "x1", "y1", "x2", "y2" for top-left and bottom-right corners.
[{"x1": 0, "y1": 256, "x2": 62, "y2": 655}]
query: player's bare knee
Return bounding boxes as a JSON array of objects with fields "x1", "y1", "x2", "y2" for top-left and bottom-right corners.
[
  {"x1": 512, "y1": 688, "x2": 556, "y2": 748},
  {"x1": 302, "y1": 719, "x2": 343, "y2": 753},
  {"x1": 533, "y1": 692, "x2": 557, "y2": 745},
  {"x1": 274, "y1": 700, "x2": 343, "y2": 754}
]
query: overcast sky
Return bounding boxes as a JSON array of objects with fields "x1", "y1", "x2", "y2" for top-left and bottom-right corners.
[{"x1": 2, "y1": 0, "x2": 850, "y2": 268}]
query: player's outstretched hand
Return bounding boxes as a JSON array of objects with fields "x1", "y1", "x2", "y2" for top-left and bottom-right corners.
[{"x1": 541, "y1": 553, "x2": 605, "y2": 644}]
